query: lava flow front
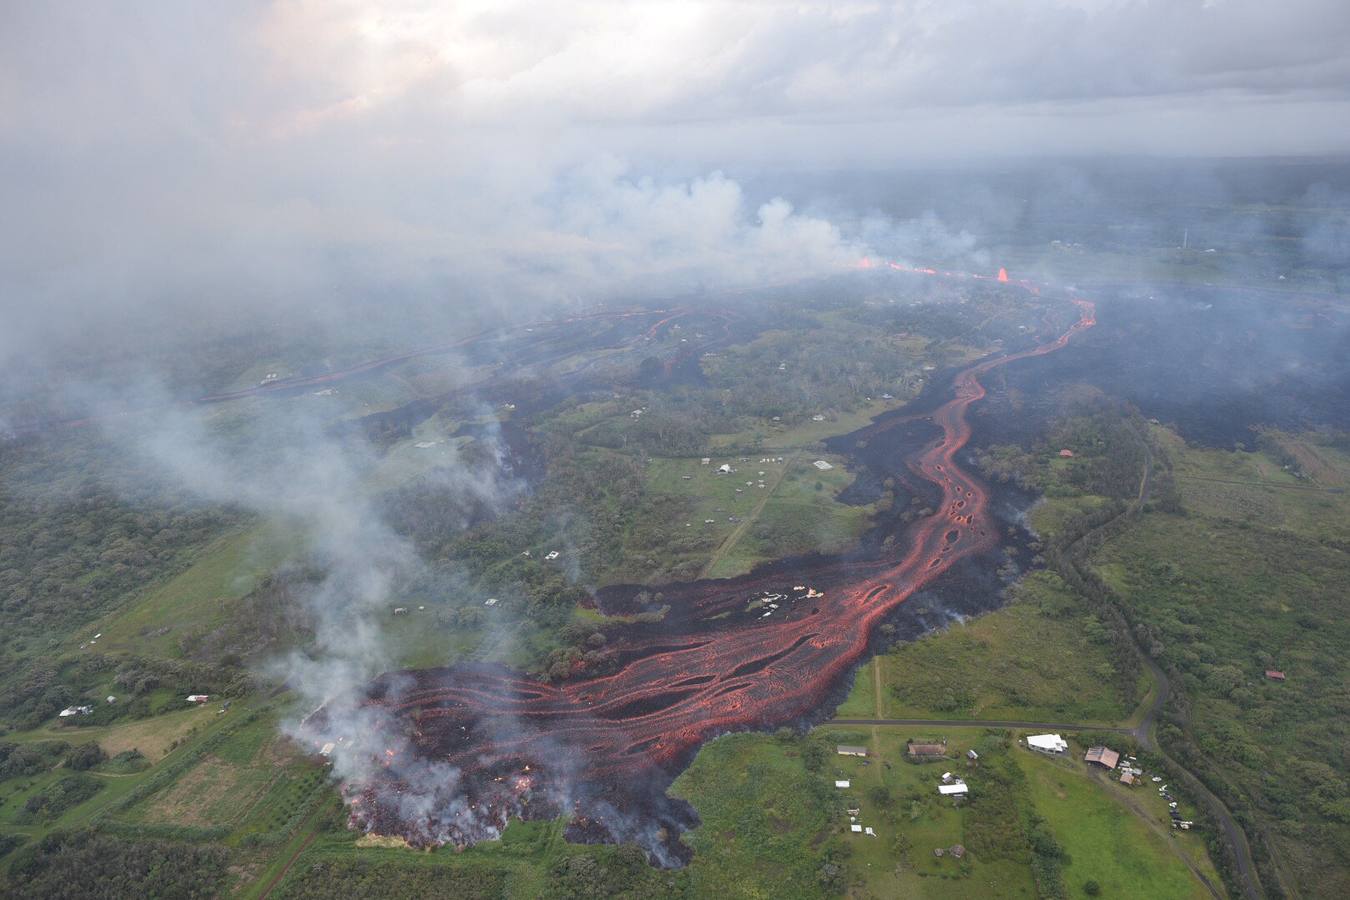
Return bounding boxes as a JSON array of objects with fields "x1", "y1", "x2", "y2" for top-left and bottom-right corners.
[{"x1": 315, "y1": 280, "x2": 1097, "y2": 865}]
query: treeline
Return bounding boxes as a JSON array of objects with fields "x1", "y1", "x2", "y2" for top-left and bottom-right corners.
[
  {"x1": 276, "y1": 858, "x2": 510, "y2": 899},
  {"x1": 0, "y1": 436, "x2": 242, "y2": 651},
  {"x1": 0, "y1": 651, "x2": 251, "y2": 731},
  {"x1": 0, "y1": 740, "x2": 69, "y2": 779},
  {"x1": 4, "y1": 831, "x2": 228, "y2": 899},
  {"x1": 15, "y1": 774, "x2": 104, "y2": 824}
]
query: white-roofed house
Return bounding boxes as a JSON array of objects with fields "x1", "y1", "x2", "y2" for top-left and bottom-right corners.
[{"x1": 1026, "y1": 733, "x2": 1069, "y2": 754}]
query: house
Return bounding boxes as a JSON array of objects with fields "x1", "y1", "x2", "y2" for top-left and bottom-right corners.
[
  {"x1": 834, "y1": 780, "x2": 851, "y2": 789},
  {"x1": 186, "y1": 694, "x2": 210, "y2": 704},
  {"x1": 717, "y1": 464, "x2": 732, "y2": 474},
  {"x1": 812, "y1": 414, "x2": 825, "y2": 422},
  {"x1": 484, "y1": 598, "x2": 499, "y2": 607},
  {"x1": 1084, "y1": 746, "x2": 1121, "y2": 770},
  {"x1": 907, "y1": 739, "x2": 948, "y2": 760},
  {"x1": 1059, "y1": 448, "x2": 1075, "y2": 458},
  {"x1": 967, "y1": 749, "x2": 979, "y2": 761},
  {"x1": 545, "y1": 550, "x2": 560, "y2": 560},
  {"x1": 1027, "y1": 734, "x2": 1068, "y2": 754},
  {"x1": 393, "y1": 607, "x2": 408, "y2": 615},
  {"x1": 938, "y1": 783, "x2": 969, "y2": 796},
  {"x1": 106, "y1": 696, "x2": 116, "y2": 704},
  {"x1": 850, "y1": 824, "x2": 863, "y2": 833},
  {"x1": 58, "y1": 706, "x2": 92, "y2": 718},
  {"x1": 701, "y1": 458, "x2": 711, "y2": 465},
  {"x1": 1265, "y1": 670, "x2": 1286, "y2": 681},
  {"x1": 813, "y1": 460, "x2": 834, "y2": 471},
  {"x1": 320, "y1": 742, "x2": 335, "y2": 758},
  {"x1": 949, "y1": 844, "x2": 966, "y2": 859},
  {"x1": 1120, "y1": 772, "x2": 1137, "y2": 786},
  {"x1": 837, "y1": 745, "x2": 868, "y2": 757}
]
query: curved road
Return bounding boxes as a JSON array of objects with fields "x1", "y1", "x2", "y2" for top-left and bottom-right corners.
[{"x1": 1060, "y1": 421, "x2": 1263, "y2": 900}]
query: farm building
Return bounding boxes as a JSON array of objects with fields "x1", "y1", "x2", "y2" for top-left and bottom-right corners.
[
  {"x1": 1084, "y1": 746, "x2": 1121, "y2": 770},
  {"x1": 907, "y1": 739, "x2": 948, "y2": 760},
  {"x1": 1027, "y1": 733, "x2": 1068, "y2": 754},
  {"x1": 1120, "y1": 771, "x2": 1137, "y2": 786},
  {"x1": 938, "y1": 783, "x2": 969, "y2": 796},
  {"x1": 837, "y1": 745, "x2": 868, "y2": 757}
]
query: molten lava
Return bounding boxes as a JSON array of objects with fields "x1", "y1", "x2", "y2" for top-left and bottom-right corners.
[{"x1": 329, "y1": 274, "x2": 1097, "y2": 863}]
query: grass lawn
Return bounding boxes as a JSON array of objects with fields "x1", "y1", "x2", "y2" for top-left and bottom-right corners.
[
  {"x1": 1017, "y1": 750, "x2": 1218, "y2": 899},
  {"x1": 813, "y1": 726, "x2": 1038, "y2": 899}
]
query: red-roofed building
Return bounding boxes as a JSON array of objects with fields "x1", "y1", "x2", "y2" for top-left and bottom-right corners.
[
  {"x1": 1059, "y1": 449, "x2": 1075, "y2": 458},
  {"x1": 1265, "y1": 670, "x2": 1286, "y2": 681}
]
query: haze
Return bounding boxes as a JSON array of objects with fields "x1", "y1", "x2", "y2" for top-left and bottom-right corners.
[{"x1": 3, "y1": 0, "x2": 1350, "y2": 378}]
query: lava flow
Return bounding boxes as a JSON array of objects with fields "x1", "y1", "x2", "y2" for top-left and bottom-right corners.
[{"x1": 315, "y1": 280, "x2": 1096, "y2": 865}]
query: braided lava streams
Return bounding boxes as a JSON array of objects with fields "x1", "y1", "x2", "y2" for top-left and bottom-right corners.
[{"x1": 322, "y1": 293, "x2": 1096, "y2": 864}]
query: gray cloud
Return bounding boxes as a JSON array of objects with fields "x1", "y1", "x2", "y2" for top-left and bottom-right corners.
[{"x1": 2, "y1": 1, "x2": 1348, "y2": 376}]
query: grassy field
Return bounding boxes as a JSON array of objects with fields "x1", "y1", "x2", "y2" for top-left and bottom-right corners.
[
  {"x1": 814, "y1": 726, "x2": 1039, "y2": 899},
  {"x1": 839, "y1": 572, "x2": 1133, "y2": 723},
  {"x1": 671, "y1": 732, "x2": 840, "y2": 898},
  {"x1": 87, "y1": 525, "x2": 297, "y2": 658},
  {"x1": 642, "y1": 450, "x2": 876, "y2": 580},
  {"x1": 1152, "y1": 426, "x2": 1350, "y2": 543},
  {"x1": 1017, "y1": 749, "x2": 1220, "y2": 899},
  {"x1": 0, "y1": 699, "x2": 269, "y2": 876}
]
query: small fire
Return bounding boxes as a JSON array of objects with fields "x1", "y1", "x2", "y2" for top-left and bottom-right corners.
[{"x1": 997, "y1": 267, "x2": 1009, "y2": 283}]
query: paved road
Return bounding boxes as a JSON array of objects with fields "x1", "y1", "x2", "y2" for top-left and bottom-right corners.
[
  {"x1": 831, "y1": 718, "x2": 1131, "y2": 733},
  {"x1": 1071, "y1": 422, "x2": 1265, "y2": 900}
]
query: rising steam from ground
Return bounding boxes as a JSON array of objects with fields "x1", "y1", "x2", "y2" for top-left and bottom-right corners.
[{"x1": 90, "y1": 379, "x2": 534, "y2": 846}]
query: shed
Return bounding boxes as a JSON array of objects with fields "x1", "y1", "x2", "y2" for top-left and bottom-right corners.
[
  {"x1": 1059, "y1": 448, "x2": 1075, "y2": 458},
  {"x1": 834, "y1": 780, "x2": 851, "y2": 789},
  {"x1": 1120, "y1": 771, "x2": 1137, "y2": 786},
  {"x1": 1265, "y1": 670, "x2": 1286, "y2": 681},
  {"x1": 186, "y1": 694, "x2": 210, "y2": 703},
  {"x1": 1084, "y1": 746, "x2": 1120, "y2": 770},
  {"x1": 812, "y1": 460, "x2": 834, "y2": 471},
  {"x1": 717, "y1": 464, "x2": 732, "y2": 474},
  {"x1": 836, "y1": 745, "x2": 868, "y2": 757},
  {"x1": 850, "y1": 824, "x2": 863, "y2": 833},
  {"x1": 938, "y1": 783, "x2": 969, "y2": 796}
]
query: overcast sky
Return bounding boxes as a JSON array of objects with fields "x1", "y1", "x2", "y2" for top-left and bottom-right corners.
[{"x1": 3, "y1": 1, "x2": 1349, "y2": 370}]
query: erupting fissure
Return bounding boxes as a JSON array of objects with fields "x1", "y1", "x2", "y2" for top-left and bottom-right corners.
[{"x1": 315, "y1": 268, "x2": 1096, "y2": 865}]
